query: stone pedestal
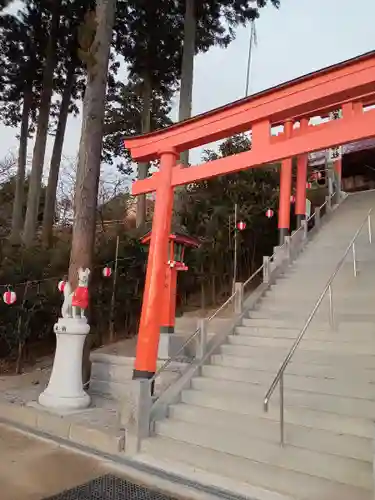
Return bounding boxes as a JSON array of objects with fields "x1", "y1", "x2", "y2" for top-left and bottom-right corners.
[{"x1": 39, "y1": 317, "x2": 90, "y2": 410}]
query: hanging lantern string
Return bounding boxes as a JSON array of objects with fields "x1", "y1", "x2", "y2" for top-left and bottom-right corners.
[{"x1": 0, "y1": 255, "x2": 133, "y2": 290}]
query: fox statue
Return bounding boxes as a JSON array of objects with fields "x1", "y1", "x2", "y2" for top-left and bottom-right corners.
[{"x1": 61, "y1": 268, "x2": 90, "y2": 320}]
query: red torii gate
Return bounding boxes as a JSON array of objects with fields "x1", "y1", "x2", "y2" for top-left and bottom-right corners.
[{"x1": 125, "y1": 50, "x2": 375, "y2": 379}]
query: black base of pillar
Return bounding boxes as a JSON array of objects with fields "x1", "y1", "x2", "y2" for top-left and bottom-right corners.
[
  {"x1": 296, "y1": 214, "x2": 305, "y2": 227},
  {"x1": 279, "y1": 228, "x2": 289, "y2": 246},
  {"x1": 160, "y1": 326, "x2": 175, "y2": 334},
  {"x1": 132, "y1": 369, "x2": 155, "y2": 395}
]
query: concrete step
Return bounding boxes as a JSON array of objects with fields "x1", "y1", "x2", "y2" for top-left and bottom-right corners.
[
  {"x1": 243, "y1": 316, "x2": 373, "y2": 328},
  {"x1": 211, "y1": 353, "x2": 375, "y2": 381},
  {"x1": 201, "y1": 364, "x2": 375, "y2": 399},
  {"x1": 274, "y1": 273, "x2": 375, "y2": 287},
  {"x1": 91, "y1": 358, "x2": 133, "y2": 382},
  {"x1": 248, "y1": 310, "x2": 375, "y2": 323},
  {"x1": 90, "y1": 352, "x2": 187, "y2": 399},
  {"x1": 237, "y1": 323, "x2": 375, "y2": 340},
  {"x1": 190, "y1": 377, "x2": 375, "y2": 418},
  {"x1": 266, "y1": 287, "x2": 375, "y2": 299},
  {"x1": 267, "y1": 284, "x2": 375, "y2": 297},
  {"x1": 249, "y1": 307, "x2": 375, "y2": 326},
  {"x1": 90, "y1": 379, "x2": 131, "y2": 399},
  {"x1": 168, "y1": 403, "x2": 372, "y2": 461},
  {"x1": 243, "y1": 317, "x2": 321, "y2": 328},
  {"x1": 292, "y1": 248, "x2": 374, "y2": 262},
  {"x1": 257, "y1": 296, "x2": 375, "y2": 312},
  {"x1": 211, "y1": 354, "x2": 375, "y2": 381},
  {"x1": 256, "y1": 298, "x2": 375, "y2": 312},
  {"x1": 228, "y1": 334, "x2": 375, "y2": 355},
  {"x1": 240, "y1": 318, "x2": 375, "y2": 333},
  {"x1": 293, "y1": 248, "x2": 375, "y2": 263},
  {"x1": 181, "y1": 389, "x2": 374, "y2": 439},
  {"x1": 219, "y1": 344, "x2": 375, "y2": 369},
  {"x1": 90, "y1": 353, "x2": 133, "y2": 399},
  {"x1": 290, "y1": 259, "x2": 375, "y2": 271},
  {"x1": 142, "y1": 436, "x2": 371, "y2": 500},
  {"x1": 154, "y1": 419, "x2": 372, "y2": 489}
]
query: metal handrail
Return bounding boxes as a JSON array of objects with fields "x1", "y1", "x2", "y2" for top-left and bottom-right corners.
[
  {"x1": 151, "y1": 289, "x2": 238, "y2": 382},
  {"x1": 243, "y1": 263, "x2": 265, "y2": 287},
  {"x1": 263, "y1": 208, "x2": 373, "y2": 446}
]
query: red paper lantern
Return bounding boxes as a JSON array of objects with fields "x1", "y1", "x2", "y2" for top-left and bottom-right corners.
[
  {"x1": 237, "y1": 221, "x2": 246, "y2": 231},
  {"x1": 58, "y1": 280, "x2": 66, "y2": 293},
  {"x1": 266, "y1": 209, "x2": 274, "y2": 218},
  {"x1": 290, "y1": 195, "x2": 296, "y2": 203},
  {"x1": 306, "y1": 182, "x2": 312, "y2": 189},
  {"x1": 3, "y1": 290, "x2": 16, "y2": 305},
  {"x1": 102, "y1": 266, "x2": 112, "y2": 278}
]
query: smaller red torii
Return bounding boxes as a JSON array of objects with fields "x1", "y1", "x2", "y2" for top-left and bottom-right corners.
[{"x1": 125, "y1": 50, "x2": 375, "y2": 380}]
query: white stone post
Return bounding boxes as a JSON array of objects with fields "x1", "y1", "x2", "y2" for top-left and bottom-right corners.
[
  {"x1": 39, "y1": 317, "x2": 90, "y2": 410},
  {"x1": 39, "y1": 267, "x2": 91, "y2": 410}
]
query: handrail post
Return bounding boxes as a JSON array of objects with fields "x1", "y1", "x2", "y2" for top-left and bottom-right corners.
[
  {"x1": 234, "y1": 282, "x2": 244, "y2": 314},
  {"x1": 197, "y1": 318, "x2": 207, "y2": 361},
  {"x1": 285, "y1": 236, "x2": 292, "y2": 262},
  {"x1": 328, "y1": 285, "x2": 334, "y2": 329},
  {"x1": 280, "y1": 374, "x2": 285, "y2": 446},
  {"x1": 314, "y1": 207, "x2": 321, "y2": 229},
  {"x1": 368, "y1": 213, "x2": 372, "y2": 244},
  {"x1": 352, "y1": 242, "x2": 357, "y2": 277},
  {"x1": 263, "y1": 256, "x2": 270, "y2": 283},
  {"x1": 326, "y1": 195, "x2": 332, "y2": 212},
  {"x1": 302, "y1": 219, "x2": 308, "y2": 242},
  {"x1": 122, "y1": 379, "x2": 152, "y2": 453}
]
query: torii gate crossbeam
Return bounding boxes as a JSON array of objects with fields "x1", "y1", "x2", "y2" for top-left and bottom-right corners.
[{"x1": 124, "y1": 51, "x2": 375, "y2": 380}]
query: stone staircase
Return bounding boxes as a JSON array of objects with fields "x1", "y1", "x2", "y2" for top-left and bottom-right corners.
[
  {"x1": 90, "y1": 317, "x2": 233, "y2": 400},
  {"x1": 136, "y1": 191, "x2": 375, "y2": 500}
]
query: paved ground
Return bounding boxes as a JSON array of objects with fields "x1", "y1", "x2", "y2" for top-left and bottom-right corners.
[{"x1": 0, "y1": 424, "x2": 110, "y2": 500}]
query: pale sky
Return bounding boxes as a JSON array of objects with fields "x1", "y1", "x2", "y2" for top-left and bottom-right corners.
[{"x1": 0, "y1": 0, "x2": 374, "y2": 175}]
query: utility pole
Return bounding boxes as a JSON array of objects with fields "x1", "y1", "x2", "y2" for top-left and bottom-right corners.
[{"x1": 245, "y1": 19, "x2": 257, "y2": 97}]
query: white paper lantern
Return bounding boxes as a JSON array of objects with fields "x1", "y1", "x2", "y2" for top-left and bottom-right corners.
[
  {"x1": 3, "y1": 290, "x2": 16, "y2": 305},
  {"x1": 102, "y1": 266, "x2": 112, "y2": 278}
]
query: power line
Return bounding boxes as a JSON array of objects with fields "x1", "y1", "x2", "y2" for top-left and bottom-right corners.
[{"x1": 0, "y1": 256, "x2": 134, "y2": 290}]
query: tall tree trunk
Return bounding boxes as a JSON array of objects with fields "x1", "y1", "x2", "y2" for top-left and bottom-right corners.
[
  {"x1": 68, "y1": 0, "x2": 117, "y2": 384},
  {"x1": 22, "y1": 0, "x2": 61, "y2": 247},
  {"x1": 136, "y1": 74, "x2": 152, "y2": 229},
  {"x1": 42, "y1": 61, "x2": 76, "y2": 247},
  {"x1": 174, "y1": 0, "x2": 196, "y2": 223},
  {"x1": 10, "y1": 88, "x2": 32, "y2": 244},
  {"x1": 178, "y1": 0, "x2": 196, "y2": 166}
]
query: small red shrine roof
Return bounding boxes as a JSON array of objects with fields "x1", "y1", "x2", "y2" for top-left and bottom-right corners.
[{"x1": 141, "y1": 231, "x2": 200, "y2": 248}]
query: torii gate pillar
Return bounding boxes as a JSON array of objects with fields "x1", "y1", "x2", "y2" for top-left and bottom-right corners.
[
  {"x1": 295, "y1": 119, "x2": 309, "y2": 227},
  {"x1": 133, "y1": 149, "x2": 177, "y2": 380},
  {"x1": 295, "y1": 154, "x2": 308, "y2": 227},
  {"x1": 278, "y1": 121, "x2": 293, "y2": 244}
]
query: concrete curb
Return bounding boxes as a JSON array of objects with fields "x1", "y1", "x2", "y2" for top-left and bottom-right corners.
[
  {"x1": 0, "y1": 399, "x2": 125, "y2": 455},
  {"x1": 0, "y1": 417, "x2": 273, "y2": 500}
]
